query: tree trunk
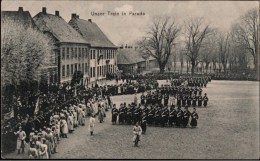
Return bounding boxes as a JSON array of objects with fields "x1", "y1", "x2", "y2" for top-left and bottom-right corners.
[{"x1": 191, "y1": 60, "x2": 196, "y2": 76}]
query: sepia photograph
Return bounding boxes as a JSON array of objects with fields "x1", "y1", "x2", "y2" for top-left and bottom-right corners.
[{"x1": 1, "y1": 0, "x2": 259, "y2": 159}]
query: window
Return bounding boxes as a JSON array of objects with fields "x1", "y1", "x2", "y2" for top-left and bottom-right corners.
[
  {"x1": 90, "y1": 50, "x2": 92, "y2": 59},
  {"x1": 97, "y1": 67, "x2": 99, "y2": 76},
  {"x1": 75, "y1": 48, "x2": 77, "y2": 59},
  {"x1": 67, "y1": 48, "x2": 69, "y2": 59},
  {"x1": 93, "y1": 50, "x2": 96, "y2": 59},
  {"x1": 62, "y1": 65, "x2": 65, "y2": 77},
  {"x1": 75, "y1": 63, "x2": 77, "y2": 71},
  {"x1": 82, "y1": 63, "x2": 84, "y2": 73},
  {"x1": 62, "y1": 48, "x2": 65, "y2": 60},
  {"x1": 85, "y1": 63, "x2": 88, "y2": 74},
  {"x1": 90, "y1": 67, "x2": 92, "y2": 77},
  {"x1": 85, "y1": 48, "x2": 88, "y2": 58},
  {"x1": 79, "y1": 64, "x2": 81, "y2": 71},
  {"x1": 101, "y1": 66, "x2": 103, "y2": 76},
  {"x1": 93, "y1": 67, "x2": 95, "y2": 77},
  {"x1": 71, "y1": 64, "x2": 73, "y2": 76},
  {"x1": 82, "y1": 48, "x2": 84, "y2": 59},
  {"x1": 71, "y1": 48, "x2": 74, "y2": 59},
  {"x1": 79, "y1": 48, "x2": 81, "y2": 58},
  {"x1": 66, "y1": 65, "x2": 70, "y2": 77}
]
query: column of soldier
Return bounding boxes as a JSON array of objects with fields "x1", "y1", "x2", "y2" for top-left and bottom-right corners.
[{"x1": 111, "y1": 77, "x2": 209, "y2": 131}]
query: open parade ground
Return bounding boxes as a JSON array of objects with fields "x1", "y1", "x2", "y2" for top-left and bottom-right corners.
[{"x1": 4, "y1": 80, "x2": 259, "y2": 159}]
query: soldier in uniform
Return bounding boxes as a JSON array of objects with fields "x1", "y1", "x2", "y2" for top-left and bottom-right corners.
[
  {"x1": 146, "y1": 91, "x2": 151, "y2": 105},
  {"x1": 176, "y1": 106, "x2": 183, "y2": 127},
  {"x1": 133, "y1": 105, "x2": 140, "y2": 124},
  {"x1": 154, "y1": 106, "x2": 161, "y2": 126},
  {"x1": 190, "y1": 107, "x2": 199, "y2": 128},
  {"x1": 111, "y1": 104, "x2": 118, "y2": 125},
  {"x1": 182, "y1": 94, "x2": 186, "y2": 107},
  {"x1": 141, "y1": 113, "x2": 147, "y2": 134},
  {"x1": 164, "y1": 92, "x2": 169, "y2": 106},
  {"x1": 203, "y1": 93, "x2": 208, "y2": 107},
  {"x1": 157, "y1": 92, "x2": 162, "y2": 105},
  {"x1": 187, "y1": 94, "x2": 192, "y2": 107},
  {"x1": 140, "y1": 92, "x2": 146, "y2": 105},
  {"x1": 118, "y1": 104, "x2": 125, "y2": 124},
  {"x1": 192, "y1": 94, "x2": 197, "y2": 107},
  {"x1": 168, "y1": 105, "x2": 176, "y2": 127},
  {"x1": 147, "y1": 106, "x2": 155, "y2": 125},
  {"x1": 197, "y1": 94, "x2": 203, "y2": 107},
  {"x1": 151, "y1": 92, "x2": 156, "y2": 105},
  {"x1": 161, "y1": 106, "x2": 169, "y2": 127},
  {"x1": 182, "y1": 106, "x2": 191, "y2": 128},
  {"x1": 177, "y1": 94, "x2": 182, "y2": 107},
  {"x1": 126, "y1": 104, "x2": 133, "y2": 125},
  {"x1": 142, "y1": 105, "x2": 149, "y2": 116}
]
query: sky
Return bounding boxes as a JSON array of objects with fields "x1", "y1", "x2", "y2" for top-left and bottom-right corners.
[{"x1": 2, "y1": 1, "x2": 258, "y2": 46}]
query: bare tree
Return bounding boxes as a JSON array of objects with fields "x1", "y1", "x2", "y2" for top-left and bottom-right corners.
[
  {"x1": 1, "y1": 19, "x2": 53, "y2": 88},
  {"x1": 184, "y1": 17, "x2": 212, "y2": 75},
  {"x1": 139, "y1": 16, "x2": 181, "y2": 73},
  {"x1": 200, "y1": 30, "x2": 218, "y2": 74},
  {"x1": 231, "y1": 8, "x2": 258, "y2": 70},
  {"x1": 217, "y1": 32, "x2": 230, "y2": 74}
]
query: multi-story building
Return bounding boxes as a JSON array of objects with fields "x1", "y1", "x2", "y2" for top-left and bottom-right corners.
[
  {"x1": 68, "y1": 15, "x2": 118, "y2": 83},
  {"x1": 33, "y1": 8, "x2": 90, "y2": 84}
]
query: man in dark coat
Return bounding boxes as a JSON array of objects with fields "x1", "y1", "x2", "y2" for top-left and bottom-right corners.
[
  {"x1": 164, "y1": 92, "x2": 169, "y2": 106},
  {"x1": 176, "y1": 106, "x2": 183, "y2": 127},
  {"x1": 140, "y1": 92, "x2": 146, "y2": 105},
  {"x1": 147, "y1": 106, "x2": 155, "y2": 125},
  {"x1": 118, "y1": 104, "x2": 125, "y2": 124},
  {"x1": 161, "y1": 106, "x2": 169, "y2": 127},
  {"x1": 141, "y1": 114, "x2": 147, "y2": 134},
  {"x1": 168, "y1": 105, "x2": 176, "y2": 127},
  {"x1": 190, "y1": 107, "x2": 199, "y2": 128},
  {"x1": 111, "y1": 104, "x2": 118, "y2": 125},
  {"x1": 197, "y1": 94, "x2": 203, "y2": 107},
  {"x1": 203, "y1": 93, "x2": 209, "y2": 107},
  {"x1": 182, "y1": 106, "x2": 191, "y2": 128}
]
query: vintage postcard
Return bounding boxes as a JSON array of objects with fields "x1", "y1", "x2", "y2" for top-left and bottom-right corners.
[{"x1": 1, "y1": 0, "x2": 259, "y2": 159}]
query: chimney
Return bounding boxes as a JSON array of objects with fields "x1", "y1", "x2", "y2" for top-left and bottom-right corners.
[
  {"x1": 18, "y1": 7, "x2": 23, "y2": 12},
  {"x1": 55, "y1": 11, "x2": 59, "y2": 16},
  {"x1": 76, "y1": 15, "x2": 79, "y2": 18},
  {"x1": 88, "y1": 19, "x2": 92, "y2": 23},
  {"x1": 72, "y1": 13, "x2": 77, "y2": 19},
  {"x1": 42, "y1": 7, "x2": 47, "y2": 14}
]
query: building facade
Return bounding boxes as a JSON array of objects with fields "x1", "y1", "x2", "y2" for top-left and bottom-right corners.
[
  {"x1": 117, "y1": 47, "x2": 158, "y2": 74},
  {"x1": 33, "y1": 8, "x2": 90, "y2": 84},
  {"x1": 68, "y1": 15, "x2": 118, "y2": 84}
]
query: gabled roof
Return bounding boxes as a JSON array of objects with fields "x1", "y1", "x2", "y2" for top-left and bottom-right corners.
[
  {"x1": 117, "y1": 48, "x2": 147, "y2": 65},
  {"x1": 1, "y1": 8, "x2": 36, "y2": 28},
  {"x1": 69, "y1": 17, "x2": 117, "y2": 48},
  {"x1": 33, "y1": 12, "x2": 88, "y2": 44}
]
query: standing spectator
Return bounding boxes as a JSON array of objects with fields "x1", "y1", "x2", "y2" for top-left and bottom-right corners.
[
  {"x1": 89, "y1": 114, "x2": 96, "y2": 136},
  {"x1": 14, "y1": 126, "x2": 26, "y2": 154},
  {"x1": 60, "y1": 117, "x2": 68, "y2": 138}
]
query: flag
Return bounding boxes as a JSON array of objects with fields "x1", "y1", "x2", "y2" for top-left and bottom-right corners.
[
  {"x1": 97, "y1": 55, "x2": 103, "y2": 64},
  {"x1": 34, "y1": 97, "x2": 40, "y2": 114},
  {"x1": 4, "y1": 109, "x2": 14, "y2": 120}
]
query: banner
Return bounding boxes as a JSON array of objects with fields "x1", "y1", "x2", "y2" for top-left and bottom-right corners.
[{"x1": 34, "y1": 97, "x2": 40, "y2": 114}]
